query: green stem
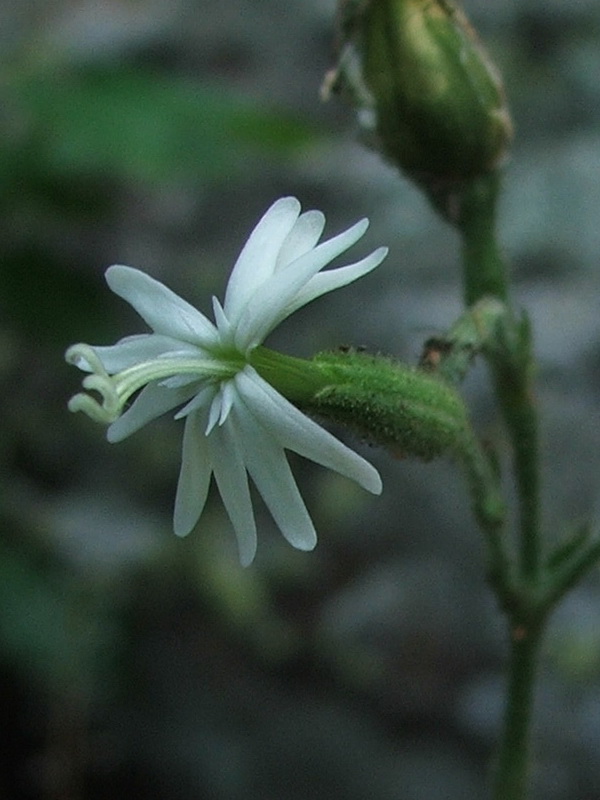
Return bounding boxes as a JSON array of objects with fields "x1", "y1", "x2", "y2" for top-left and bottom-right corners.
[
  {"x1": 457, "y1": 174, "x2": 508, "y2": 306},
  {"x1": 460, "y1": 430, "x2": 510, "y2": 599},
  {"x1": 490, "y1": 343, "x2": 540, "y2": 580},
  {"x1": 456, "y1": 172, "x2": 545, "y2": 800},
  {"x1": 492, "y1": 624, "x2": 543, "y2": 800},
  {"x1": 545, "y1": 537, "x2": 600, "y2": 610},
  {"x1": 457, "y1": 173, "x2": 541, "y2": 581},
  {"x1": 490, "y1": 534, "x2": 600, "y2": 799}
]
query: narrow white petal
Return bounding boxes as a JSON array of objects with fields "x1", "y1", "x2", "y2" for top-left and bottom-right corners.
[
  {"x1": 217, "y1": 381, "x2": 236, "y2": 425},
  {"x1": 286, "y1": 246, "x2": 388, "y2": 316},
  {"x1": 231, "y1": 405, "x2": 317, "y2": 551},
  {"x1": 205, "y1": 383, "x2": 235, "y2": 433},
  {"x1": 206, "y1": 392, "x2": 223, "y2": 434},
  {"x1": 234, "y1": 218, "x2": 370, "y2": 351},
  {"x1": 159, "y1": 374, "x2": 203, "y2": 389},
  {"x1": 106, "y1": 265, "x2": 220, "y2": 348},
  {"x1": 173, "y1": 411, "x2": 213, "y2": 537},
  {"x1": 274, "y1": 210, "x2": 325, "y2": 271},
  {"x1": 236, "y1": 368, "x2": 382, "y2": 494},
  {"x1": 206, "y1": 420, "x2": 257, "y2": 566},
  {"x1": 107, "y1": 382, "x2": 197, "y2": 442},
  {"x1": 174, "y1": 385, "x2": 217, "y2": 419},
  {"x1": 81, "y1": 334, "x2": 203, "y2": 374},
  {"x1": 212, "y1": 296, "x2": 233, "y2": 344},
  {"x1": 223, "y1": 197, "x2": 301, "y2": 323}
]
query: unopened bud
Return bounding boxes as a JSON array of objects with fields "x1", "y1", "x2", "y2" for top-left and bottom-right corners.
[{"x1": 325, "y1": 0, "x2": 512, "y2": 193}]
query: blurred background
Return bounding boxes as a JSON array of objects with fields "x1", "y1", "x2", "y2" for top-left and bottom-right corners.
[{"x1": 2, "y1": 1, "x2": 600, "y2": 798}]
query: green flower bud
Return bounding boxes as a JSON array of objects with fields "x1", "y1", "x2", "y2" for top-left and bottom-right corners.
[
  {"x1": 326, "y1": 0, "x2": 512, "y2": 191},
  {"x1": 253, "y1": 347, "x2": 470, "y2": 461}
]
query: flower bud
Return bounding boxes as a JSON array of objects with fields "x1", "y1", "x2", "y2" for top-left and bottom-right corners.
[{"x1": 325, "y1": 0, "x2": 512, "y2": 192}]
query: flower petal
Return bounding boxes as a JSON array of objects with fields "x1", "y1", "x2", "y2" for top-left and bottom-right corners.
[
  {"x1": 233, "y1": 218, "x2": 370, "y2": 352},
  {"x1": 212, "y1": 296, "x2": 233, "y2": 345},
  {"x1": 173, "y1": 410, "x2": 213, "y2": 537},
  {"x1": 223, "y1": 197, "x2": 301, "y2": 323},
  {"x1": 232, "y1": 404, "x2": 317, "y2": 551},
  {"x1": 81, "y1": 334, "x2": 203, "y2": 374},
  {"x1": 274, "y1": 209, "x2": 325, "y2": 272},
  {"x1": 206, "y1": 419, "x2": 257, "y2": 566},
  {"x1": 236, "y1": 368, "x2": 382, "y2": 494},
  {"x1": 174, "y1": 385, "x2": 216, "y2": 419},
  {"x1": 286, "y1": 246, "x2": 388, "y2": 316},
  {"x1": 107, "y1": 381, "x2": 198, "y2": 442},
  {"x1": 106, "y1": 265, "x2": 219, "y2": 348}
]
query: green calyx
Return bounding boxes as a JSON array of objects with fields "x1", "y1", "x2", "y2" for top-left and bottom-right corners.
[
  {"x1": 330, "y1": 0, "x2": 512, "y2": 189},
  {"x1": 310, "y1": 349, "x2": 469, "y2": 459},
  {"x1": 252, "y1": 346, "x2": 470, "y2": 461}
]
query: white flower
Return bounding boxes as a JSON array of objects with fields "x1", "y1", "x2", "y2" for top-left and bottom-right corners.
[{"x1": 66, "y1": 196, "x2": 387, "y2": 565}]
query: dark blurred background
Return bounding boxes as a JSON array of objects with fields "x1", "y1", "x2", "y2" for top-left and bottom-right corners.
[{"x1": 2, "y1": 1, "x2": 600, "y2": 798}]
